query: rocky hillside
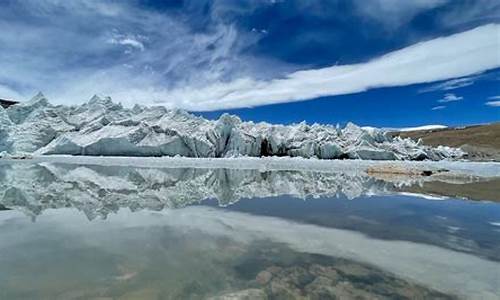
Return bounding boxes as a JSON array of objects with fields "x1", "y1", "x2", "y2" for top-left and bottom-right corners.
[
  {"x1": 395, "y1": 123, "x2": 500, "y2": 161},
  {"x1": 0, "y1": 93, "x2": 464, "y2": 160}
]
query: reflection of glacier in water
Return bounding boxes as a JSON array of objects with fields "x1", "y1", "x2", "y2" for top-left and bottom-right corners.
[{"x1": 0, "y1": 161, "x2": 422, "y2": 219}]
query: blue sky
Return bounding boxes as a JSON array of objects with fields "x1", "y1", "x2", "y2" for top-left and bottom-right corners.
[{"x1": 0, "y1": 0, "x2": 499, "y2": 127}]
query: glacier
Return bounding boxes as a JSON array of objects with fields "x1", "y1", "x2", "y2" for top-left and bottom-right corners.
[{"x1": 0, "y1": 93, "x2": 465, "y2": 160}]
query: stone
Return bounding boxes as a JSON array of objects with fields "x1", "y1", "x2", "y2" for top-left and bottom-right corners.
[{"x1": 256, "y1": 270, "x2": 273, "y2": 285}]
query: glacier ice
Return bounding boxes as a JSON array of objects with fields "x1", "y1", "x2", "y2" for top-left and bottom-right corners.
[{"x1": 0, "y1": 93, "x2": 465, "y2": 160}]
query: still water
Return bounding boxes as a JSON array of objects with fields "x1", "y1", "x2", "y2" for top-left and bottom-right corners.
[{"x1": 0, "y1": 161, "x2": 499, "y2": 299}]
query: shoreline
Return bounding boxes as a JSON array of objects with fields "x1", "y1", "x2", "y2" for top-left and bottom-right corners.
[{"x1": 1, "y1": 155, "x2": 499, "y2": 178}]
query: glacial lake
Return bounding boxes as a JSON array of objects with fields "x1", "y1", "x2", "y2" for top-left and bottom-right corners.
[{"x1": 0, "y1": 159, "x2": 499, "y2": 299}]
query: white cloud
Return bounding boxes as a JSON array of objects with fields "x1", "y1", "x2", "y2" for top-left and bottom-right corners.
[
  {"x1": 431, "y1": 105, "x2": 446, "y2": 110},
  {"x1": 488, "y1": 95, "x2": 500, "y2": 100},
  {"x1": 154, "y1": 23, "x2": 499, "y2": 111},
  {"x1": 438, "y1": 93, "x2": 463, "y2": 103},
  {"x1": 485, "y1": 101, "x2": 500, "y2": 107},
  {"x1": 419, "y1": 76, "x2": 476, "y2": 93},
  {"x1": 108, "y1": 34, "x2": 145, "y2": 51}
]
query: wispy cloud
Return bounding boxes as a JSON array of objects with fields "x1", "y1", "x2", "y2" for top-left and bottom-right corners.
[
  {"x1": 353, "y1": 0, "x2": 449, "y2": 28},
  {"x1": 485, "y1": 96, "x2": 500, "y2": 107},
  {"x1": 485, "y1": 101, "x2": 500, "y2": 107},
  {"x1": 437, "y1": 0, "x2": 500, "y2": 28},
  {"x1": 438, "y1": 93, "x2": 463, "y2": 103},
  {"x1": 431, "y1": 105, "x2": 446, "y2": 110},
  {"x1": 108, "y1": 32, "x2": 145, "y2": 51},
  {"x1": 419, "y1": 76, "x2": 476, "y2": 93}
]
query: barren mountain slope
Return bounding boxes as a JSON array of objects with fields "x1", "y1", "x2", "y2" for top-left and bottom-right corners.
[{"x1": 394, "y1": 123, "x2": 500, "y2": 161}]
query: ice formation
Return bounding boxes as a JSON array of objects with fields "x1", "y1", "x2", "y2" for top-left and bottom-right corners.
[{"x1": 0, "y1": 93, "x2": 465, "y2": 160}]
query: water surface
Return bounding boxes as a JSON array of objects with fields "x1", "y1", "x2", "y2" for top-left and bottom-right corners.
[{"x1": 0, "y1": 161, "x2": 499, "y2": 299}]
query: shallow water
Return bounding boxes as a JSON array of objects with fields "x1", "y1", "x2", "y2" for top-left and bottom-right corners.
[{"x1": 0, "y1": 161, "x2": 499, "y2": 299}]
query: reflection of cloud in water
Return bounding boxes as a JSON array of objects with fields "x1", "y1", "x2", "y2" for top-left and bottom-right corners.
[{"x1": 0, "y1": 208, "x2": 498, "y2": 299}]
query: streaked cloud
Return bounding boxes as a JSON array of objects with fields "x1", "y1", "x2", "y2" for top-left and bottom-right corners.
[
  {"x1": 438, "y1": 93, "x2": 463, "y2": 103},
  {"x1": 485, "y1": 96, "x2": 500, "y2": 107},
  {"x1": 431, "y1": 105, "x2": 446, "y2": 110},
  {"x1": 108, "y1": 32, "x2": 145, "y2": 51},
  {"x1": 353, "y1": 0, "x2": 449, "y2": 28},
  {"x1": 419, "y1": 76, "x2": 476, "y2": 93}
]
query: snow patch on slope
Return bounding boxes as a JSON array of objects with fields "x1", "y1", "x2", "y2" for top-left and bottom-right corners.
[{"x1": 398, "y1": 125, "x2": 448, "y2": 132}]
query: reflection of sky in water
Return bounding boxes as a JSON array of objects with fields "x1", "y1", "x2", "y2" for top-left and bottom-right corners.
[
  {"x1": 0, "y1": 162, "x2": 500, "y2": 299},
  {"x1": 203, "y1": 194, "x2": 500, "y2": 261}
]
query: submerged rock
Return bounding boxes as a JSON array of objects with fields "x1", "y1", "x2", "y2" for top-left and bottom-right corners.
[
  {"x1": 209, "y1": 289, "x2": 267, "y2": 300},
  {"x1": 1, "y1": 94, "x2": 465, "y2": 160},
  {"x1": 249, "y1": 262, "x2": 454, "y2": 300}
]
